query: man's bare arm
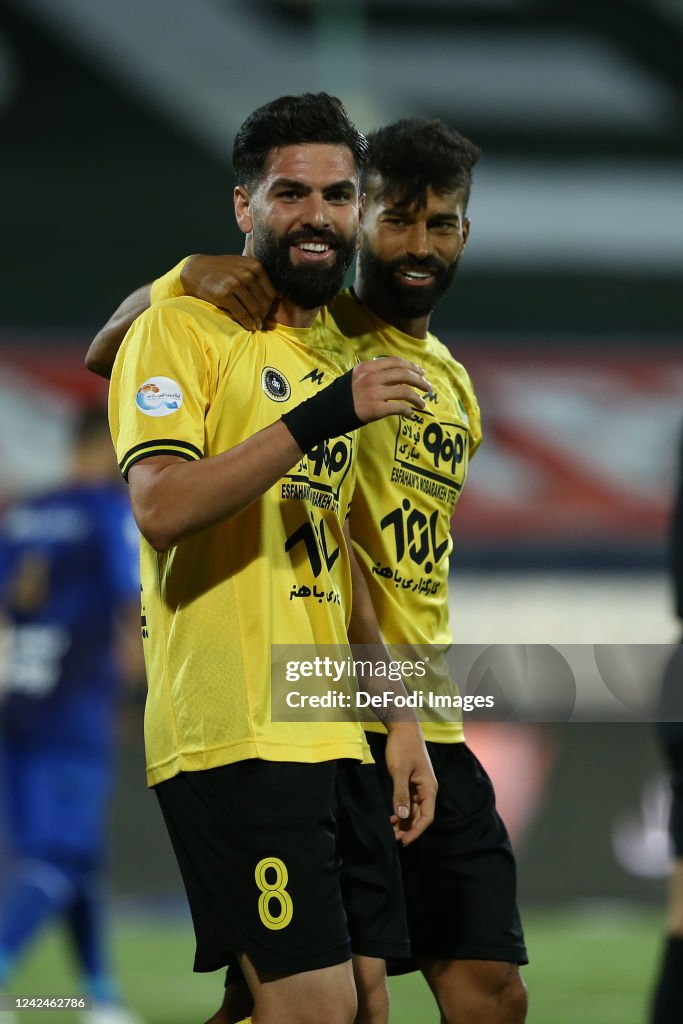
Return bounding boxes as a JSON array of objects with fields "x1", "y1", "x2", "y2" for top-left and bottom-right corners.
[
  {"x1": 129, "y1": 422, "x2": 301, "y2": 552},
  {"x1": 86, "y1": 255, "x2": 276, "y2": 380},
  {"x1": 86, "y1": 285, "x2": 152, "y2": 379},
  {"x1": 128, "y1": 358, "x2": 429, "y2": 552},
  {"x1": 345, "y1": 523, "x2": 437, "y2": 845}
]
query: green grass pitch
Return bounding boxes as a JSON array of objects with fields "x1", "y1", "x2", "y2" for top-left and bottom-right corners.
[{"x1": 8, "y1": 905, "x2": 663, "y2": 1024}]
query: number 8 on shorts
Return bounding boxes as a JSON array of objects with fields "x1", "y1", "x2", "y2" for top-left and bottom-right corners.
[{"x1": 255, "y1": 857, "x2": 294, "y2": 930}]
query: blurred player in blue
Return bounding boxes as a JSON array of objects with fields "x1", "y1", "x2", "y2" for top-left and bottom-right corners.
[{"x1": 0, "y1": 409, "x2": 144, "y2": 1024}]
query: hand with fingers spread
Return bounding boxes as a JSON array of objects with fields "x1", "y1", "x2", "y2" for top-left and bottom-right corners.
[{"x1": 181, "y1": 254, "x2": 277, "y2": 331}]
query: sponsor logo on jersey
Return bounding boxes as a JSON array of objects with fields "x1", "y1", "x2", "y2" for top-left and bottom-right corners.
[
  {"x1": 136, "y1": 377, "x2": 183, "y2": 417},
  {"x1": 262, "y1": 366, "x2": 291, "y2": 402},
  {"x1": 300, "y1": 368, "x2": 324, "y2": 386},
  {"x1": 393, "y1": 412, "x2": 468, "y2": 491},
  {"x1": 282, "y1": 434, "x2": 354, "y2": 514}
]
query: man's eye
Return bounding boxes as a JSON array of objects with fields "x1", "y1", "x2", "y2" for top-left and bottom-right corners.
[
  {"x1": 383, "y1": 217, "x2": 405, "y2": 227},
  {"x1": 279, "y1": 190, "x2": 302, "y2": 200},
  {"x1": 326, "y1": 191, "x2": 352, "y2": 202}
]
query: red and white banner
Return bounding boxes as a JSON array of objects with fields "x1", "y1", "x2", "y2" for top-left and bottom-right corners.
[
  {"x1": 452, "y1": 343, "x2": 683, "y2": 545},
  {"x1": 2, "y1": 340, "x2": 682, "y2": 547}
]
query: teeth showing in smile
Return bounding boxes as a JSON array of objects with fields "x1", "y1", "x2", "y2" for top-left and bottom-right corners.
[
  {"x1": 401, "y1": 270, "x2": 432, "y2": 279},
  {"x1": 298, "y1": 242, "x2": 330, "y2": 252}
]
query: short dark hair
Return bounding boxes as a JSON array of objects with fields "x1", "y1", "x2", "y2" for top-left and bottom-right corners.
[
  {"x1": 232, "y1": 93, "x2": 368, "y2": 190},
  {"x1": 364, "y1": 118, "x2": 481, "y2": 210}
]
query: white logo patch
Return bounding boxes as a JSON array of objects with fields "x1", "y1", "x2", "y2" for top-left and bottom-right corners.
[{"x1": 136, "y1": 376, "x2": 184, "y2": 418}]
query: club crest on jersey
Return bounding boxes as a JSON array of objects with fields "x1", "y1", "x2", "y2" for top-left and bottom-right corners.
[
  {"x1": 262, "y1": 366, "x2": 291, "y2": 402},
  {"x1": 136, "y1": 377, "x2": 183, "y2": 417}
]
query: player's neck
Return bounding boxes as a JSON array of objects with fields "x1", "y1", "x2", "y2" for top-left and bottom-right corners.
[
  {"x1": 352, "y1": 283, "x2": 430, "y2": 340},
  {"x1": 268, "y1": 297, "x2": 320, "y2": 329}
]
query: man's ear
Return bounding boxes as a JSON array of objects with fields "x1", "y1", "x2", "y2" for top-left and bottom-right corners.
[
  {"x1": 356, "y1": 192, "x2": 366, "y2": 249},
  {"x1": 462, "y1": 216, "x2": 471, "y2": 249},
  {"x1": 234, "y1": 185, "x2": 253, "y2": 234}
]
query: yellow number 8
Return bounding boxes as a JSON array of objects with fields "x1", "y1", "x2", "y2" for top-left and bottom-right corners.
[{"x1": 255, "y1": 857, "x2": 294, "y2": 930}]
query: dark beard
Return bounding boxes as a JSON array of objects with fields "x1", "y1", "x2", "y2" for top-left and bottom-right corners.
[
  {"x1": 358, "y1": 238, "x2": 460, "y2": 319},
  {"x1": 253, "y1": 225, "x2": 357, "y2": 310}
]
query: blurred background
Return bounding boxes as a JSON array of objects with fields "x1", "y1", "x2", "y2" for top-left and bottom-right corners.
[{"x1": 1, "y1": 0, "x2": 682, "y2": 1021}]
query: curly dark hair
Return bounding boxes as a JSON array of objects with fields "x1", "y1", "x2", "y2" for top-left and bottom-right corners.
[
  {"x1": 364, "y1": 118, "x2": 481, "y2": 209},
  {"x1": 232, "y1": 93, "x2": 368, "y2": 190}
]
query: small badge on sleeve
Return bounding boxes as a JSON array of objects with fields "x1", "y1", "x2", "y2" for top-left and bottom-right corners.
[
  {"x1": 262, "y1": 366, "x2": 291, "y2": 402},
  {"x1": 136, "y1": 377, "x2": 184, "y2": 417}
]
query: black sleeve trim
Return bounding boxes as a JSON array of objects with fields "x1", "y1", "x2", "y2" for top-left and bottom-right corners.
[{"x1": 119, "y1": 438, "x2": 202, "y2": 480}]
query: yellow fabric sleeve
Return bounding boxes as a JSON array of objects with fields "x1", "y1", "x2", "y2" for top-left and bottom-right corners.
[
  {"x1": 150, "y1": 257, "x2": 191, "y2": 305},
  {"x1": 109, "y1": 299, "x2": 214, "y2": 479}
]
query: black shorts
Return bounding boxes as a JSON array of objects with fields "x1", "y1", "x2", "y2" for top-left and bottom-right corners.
[
  {"x1": 155, "y1": 758, "x2": 409, "y2": 977},
  {"x1": 367, "y1": 733, "x2": 528, "y2": 971},
  {"x1": 660, "y1": 723, "x2": 683, "y2": 858},
  {"x1": 657, "y1": 645, "x2": 683, "y2": 857}
]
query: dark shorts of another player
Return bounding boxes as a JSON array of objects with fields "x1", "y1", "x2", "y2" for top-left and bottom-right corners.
[
  {"x1": 367, "y1": 732, "x2": 528, "y2": 973},
  {"x1": 657, "y1": 644, "x2": 683, "y2": 857},
  {"x1": 155, "y1": 757, "x2": 409, "y2": 978}
]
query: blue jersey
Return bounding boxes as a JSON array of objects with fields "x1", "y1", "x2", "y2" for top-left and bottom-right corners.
[{"x1": 0, "y1": 484, "x2": 139, "y2": 752}]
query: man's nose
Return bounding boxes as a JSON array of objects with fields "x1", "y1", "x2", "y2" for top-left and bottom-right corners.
[
  {"x1": 405, "y1": 223, "x2": 430, "y2": 260},
  {"x1": 301, "y1": 193, "x2": 331, "y2": 228}
]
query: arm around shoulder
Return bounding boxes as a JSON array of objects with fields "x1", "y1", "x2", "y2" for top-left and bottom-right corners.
[
  {"x1": 86, "y1": 284, "x2": 152, "y2": 379},
  {"x1": 86, "y1": 257, "x2": 189, "y2": 379}
]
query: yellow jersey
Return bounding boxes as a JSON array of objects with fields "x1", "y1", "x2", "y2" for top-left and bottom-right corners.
[
  {"x1": 331, "y1": 290, "x2": 482, "y2": 743},
  {"x1": 109, "y1": 296, "x2": 367, "y2": 785}
]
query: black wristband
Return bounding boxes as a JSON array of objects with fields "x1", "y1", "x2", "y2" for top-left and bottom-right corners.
[{"x1": 281, "y1": 368, "x2": 364, "y2": 453}]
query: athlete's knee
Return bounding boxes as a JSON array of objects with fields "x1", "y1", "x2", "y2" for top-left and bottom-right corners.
[
  {"x1": 352, "y1": 954, "x2": 389, "y2": 1020},
  {"x1": 248, "y1": 963, "x2": 357, "y2": 1024},
  {"x1": 469, "y1": 962, "x2": 527, "y2": 1022},
  {"x1": 354, "y1": 985, "x2": 388, "y2": 1024},
  {"x1": 311, "y1": 975, "x2": 358, "y2": 1024},
  {"x1": 470, "y1": 962, "x2": 527, "y2": 1024},
  {"x1": 499, "y1": 967, "x2": 528, "y2": 1023},
  {"x1": 425, "y1": 959, "x2": 527, "y2": 1024},
  {"x1": 279, "y1": 987, "x2": 357, "y2": 1024},
  {"x1": 204, "y1": 980, "x2": 252, "y2": 1024},
  {"x1": 352, "y1": 955, "x2": 389, "y2": 1024}
]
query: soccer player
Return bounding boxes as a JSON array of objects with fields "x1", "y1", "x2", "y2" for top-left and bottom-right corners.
[
  {"x1": 338, "y1": 120, "x2": 528, "y2": 1024},
  {"x1": 651, "y1": 427, "x2": 683, "y2": 1024},
  {"x1": 105, "y1": 93, "x2": 436, "y2": 1024},
  {"x1": 88, "y1": 116, "x2": 528, "y2": 1023},
  {"x1": 0, "y1": 410, "x2": 144, "y2": 1024}
]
